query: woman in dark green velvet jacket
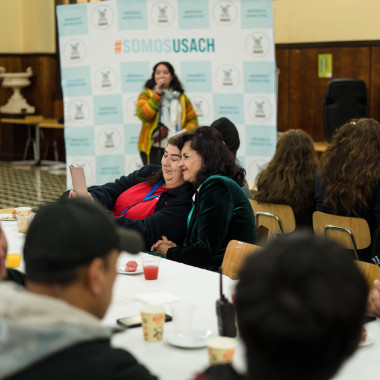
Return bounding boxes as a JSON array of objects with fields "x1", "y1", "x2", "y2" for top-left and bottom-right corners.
[{"x1": 151, "y1": 127, "x2": 256, "y2": 271}]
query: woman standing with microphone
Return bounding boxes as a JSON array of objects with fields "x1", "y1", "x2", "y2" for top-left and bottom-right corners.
[{"x1": 136, "y1": 62, "x2": 198, "y2": 165}]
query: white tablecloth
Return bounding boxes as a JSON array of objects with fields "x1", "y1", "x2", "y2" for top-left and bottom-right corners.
[
  {"x1": 2, "y1": 218, "x2": 380, "y2": 380},
  {"x1": 104, "y1": 251, "x2": 242, "y2": 380}
]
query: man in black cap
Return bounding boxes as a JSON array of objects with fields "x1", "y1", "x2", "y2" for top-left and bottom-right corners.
[
  {"x1": 0, "y1": 198, "x2": 157, "y2": 380},
  {"x1": 210, "y1": 117, "x2": 240, "y2": 156},
  {"x1": 210, "y1": 117, "x2": 253, "y2": 200}
]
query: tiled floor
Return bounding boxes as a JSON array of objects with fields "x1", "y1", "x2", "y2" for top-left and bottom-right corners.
[{"x1": 0, "y1": 161, "x2": 67, "y2": 210}]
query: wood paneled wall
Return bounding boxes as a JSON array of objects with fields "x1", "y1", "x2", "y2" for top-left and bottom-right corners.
[
  {"x1": 276, "y1": 42, "x2": 380, "y2": 141},
  {"x1": 0, "y1": 55, "x2": 60, "y2": 117},
  {"x1": 0, "y1": 54, "x2": 65, "y2": 160}
]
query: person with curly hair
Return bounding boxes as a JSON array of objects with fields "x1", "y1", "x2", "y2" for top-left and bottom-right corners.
[
  {"x1": 136, "y1": 62, "x2": 198, "y2": 165},
  {"x1": 315, "y1": 118, "x2": 380, "y2": 263},
  {"x1": 254, "y1": 129, "x2": 319, "y2": 226}
]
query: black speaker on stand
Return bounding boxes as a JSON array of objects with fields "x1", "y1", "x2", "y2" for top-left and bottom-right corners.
[{"x1": 323, "y1": 78, "x2": 367, "y2": 141}]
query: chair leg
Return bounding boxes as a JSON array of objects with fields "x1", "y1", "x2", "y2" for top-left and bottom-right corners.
[
  {"x1": 53, "y1": 140, "x2": 59, "y2": 161},
  {"x1": 23, "y1": 126, "x2": 33, "y2": 160},
  {"x1": 32, "y1": 140, "x2": 38, "y2": 161}
]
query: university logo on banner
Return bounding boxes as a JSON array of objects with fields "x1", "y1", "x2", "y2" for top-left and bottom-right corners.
[
  {"x1": 67, "y1": 99, "x2": 91, "y2": 125},
  {"x1": 151, "y1": 2, "x2": 176, "y2": 26},
  {"x1": 213, "y1": 1, "x2": 238, "y2": 25},
  {"x1": 63, "y1": 39, "x2": 86, "y2": 64},
  {"x1": 97, "y1": 127, "x2": 122, "y2": 153},
  {"x1": 215, "y1": 64, "x2": 240, "y2": 90},
  {"x1": 245, "y1": 32, "x2": 272, "y2": 59},
  {"x1": 90, "y1": 4, "x2": 115, "y2": 29},
  {"x1": 248, "y1": 97, "x2": 273, "y2": 122},
  {"x1": 94, "y1": 67, "x2": 118, "y2": 92},
  {"x1": 192, "y1": 96, "x2": 211, "y2": 121}
]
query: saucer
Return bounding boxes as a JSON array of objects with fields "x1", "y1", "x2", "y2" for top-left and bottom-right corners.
[
  {"x1": 0, "y1": 214, "x2": 16, "y2": 221},
  {"x1": 117, "y1": 266, "x2": 143, "y2": 275},
  {"x1": 359, "y1": 333, "x2": 374, "y2": 347},
  {"x1": 166, "y1": 329, "x2": 215, "y2": 349}
]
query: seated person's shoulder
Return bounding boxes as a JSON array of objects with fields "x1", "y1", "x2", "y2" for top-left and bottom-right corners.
[
  {"x1": 194, "y1": 364, "x2": 243, "y2": 380},
  {"x1": 30, "y1": 339, "x2": 159, "y2": 380},
  {"x1": 69, "y1": 340, "x2": 158, "y2": 379},
  {"x1": 5, "y1": 269, "x2": 26, "y2": 287}
]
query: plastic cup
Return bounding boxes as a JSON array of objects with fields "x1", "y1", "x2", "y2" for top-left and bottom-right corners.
[
  {"x1": 171, "y1": 302, "x2": 195, "y2": 331},
  {"x1": 13, "y1": 207, "x2": 32, "y2": 219},
  {"x1": 17, "y1": 214, "x2": 34, "y2": 234},
  {"x1": 142, "y1": 256, "x2": 161, "y2": 280},
  {"x1": 206, "y1": 337, "x2": 237, "y2": 365},
  {"x1": 140, "y1": 305, "x2": 165, "y2": 342},
  {"x1": 6, "y1": 253, "x2": 22, "y2": 269}
]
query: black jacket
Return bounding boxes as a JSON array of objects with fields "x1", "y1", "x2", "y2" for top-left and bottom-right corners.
[
  {"x1": 6, "y1": 338, "x2": 157, "y2": 380},
  {"x1": 88, "y1": 165, "x2": 194, "y2": 250}
]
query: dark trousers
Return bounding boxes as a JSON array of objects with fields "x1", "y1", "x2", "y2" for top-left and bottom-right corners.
[{"x1": 140, "y1": 147, "x2": 165, "y2": 166}]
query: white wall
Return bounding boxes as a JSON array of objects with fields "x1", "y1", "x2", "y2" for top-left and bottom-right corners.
[
  {"x1": 274, "y1": 0, "x2": 380, "y2": 43},
  {"x1": 0, "y1": 0, "x2": 55, "y2": 53}
]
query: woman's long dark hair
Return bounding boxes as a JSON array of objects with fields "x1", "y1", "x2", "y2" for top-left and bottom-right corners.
[
  {"x1": 177, "y1": 126, "x2": 246, "y2": 187},
  {"x1": 144, "y1": 61, "x2": 184, "y2": 94}
]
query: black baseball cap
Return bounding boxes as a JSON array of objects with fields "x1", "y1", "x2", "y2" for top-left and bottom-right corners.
[
  {"x1": 210, "y1": 117, "x2": 240, "y2": 156},
  {"x1": 24, "y1": 198, "x2": 144, "y2": 277}
]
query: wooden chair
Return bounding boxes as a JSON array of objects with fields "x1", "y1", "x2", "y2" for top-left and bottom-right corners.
[
  {"x1": 249, "y1": 199, "x2": 296, "y2": 236},
  {"x1": 312, "y1": 211, "x2": 371, "y2": 260},
  {"x1": 222, "y1": 240, "x2": 261, "y2": 280},
  {"x1": 356, "y1": 261, "x2": 380, "y2": 290}
]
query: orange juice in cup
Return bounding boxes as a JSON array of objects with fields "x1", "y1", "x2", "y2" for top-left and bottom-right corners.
[{"x1": 6, "y1": 253, "x2": 22, "y2": 268}]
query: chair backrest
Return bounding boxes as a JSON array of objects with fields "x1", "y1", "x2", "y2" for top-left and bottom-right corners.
[
  {"x1": 250, "y1": 199, "x2": 296, "y2": 235},
  {"x1": 312, "y1": 211, "x2": 371, "y2": 260},
  {"x1": 355, "y1": 261, "x2": 380, "y2": 290},
  {"x1": 323, "y1": 78, "x2": 367, "y2": 141},
  {"x1": 222, "y1": 240, "x2": 261, "y2": 280}
]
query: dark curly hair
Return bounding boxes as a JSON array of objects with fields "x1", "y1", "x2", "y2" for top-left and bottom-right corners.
[
  {"x1": 320, "y1": 118, "x2": 380, "y2": 215},
  {"x1": 177, "y1": 126, "x2": 246, "y2": 187},
  {"x1": 144, "y1": 61, "x2": 184, "y2": 94},
  {"x1": 255, "y1": 129, "x2": 319, "y2": 225}
]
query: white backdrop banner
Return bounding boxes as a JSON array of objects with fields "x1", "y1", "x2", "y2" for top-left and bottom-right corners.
[{"x1": 57, "y1": 0, "x2": 276, "y2": 187}]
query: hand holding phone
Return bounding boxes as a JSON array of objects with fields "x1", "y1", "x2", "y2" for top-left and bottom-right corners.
[{"x1": 69, "y1": 165, "x2": 88, "y2": 198}]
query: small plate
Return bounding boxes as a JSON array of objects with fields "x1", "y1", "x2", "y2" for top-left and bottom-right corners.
[
  {"x1": 0, "y1": 214, "x2": 16, "y2": 221},
  {"x1": 117, "y1": 266, "x2": 143, "y2": 275},
  {"x1": 166, "y1": 329, "x2": 215, "y2": 349},
  {"x1": 359, "y1": 333, "x2": 374, "y2": 347}
]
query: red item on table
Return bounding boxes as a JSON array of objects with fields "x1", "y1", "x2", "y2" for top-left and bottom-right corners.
[
  {"x1": 143, "y1": 265, "x2": 159, "y2": 280},
  {"x1": 125, "y1": 260, "x2": 138, "y2": 272}
]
